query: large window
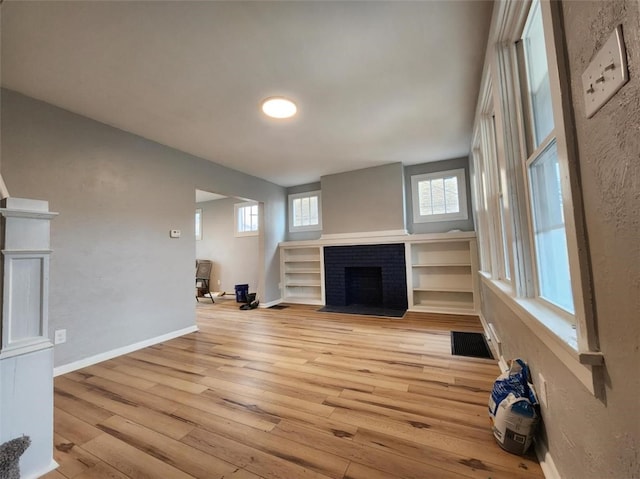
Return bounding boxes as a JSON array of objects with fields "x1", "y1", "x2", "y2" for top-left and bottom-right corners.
[
  {"x1": 235, "y1": 202, "x2": 259, "y2": 237},
  {"x1": 471, "y1": 0, "x2": 600, "y2": 392},
  {"x1": 411, "y1": 169, "x2": 468, "y2": 223},
  {"x1": 289, "y1": 191, "x2": 322, "y2": 232},
  {"x1": 519, "y1": 0, "x2": 573, "y2": 315}
]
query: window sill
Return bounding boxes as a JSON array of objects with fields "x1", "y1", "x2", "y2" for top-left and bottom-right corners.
[
  {"x1": 289, "y1": 225, "x2": 322, "y2": 233},
  {"x1": 235, "y1": 231, "x2": 259, "y2": 238},
  {"x1": 413, "y1": 214, "x2": 469, "y2": 224},
  {"x1": 479, "y1": 272, "x2": 604, "y2": 397}
]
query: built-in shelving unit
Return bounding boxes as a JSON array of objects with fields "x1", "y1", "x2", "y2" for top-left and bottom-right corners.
[
  {"x1": 280, "y1": 245, "x2": 324, "y2": 305},
  {"x1": 279, "y1": 231, "x2": 478, "y2": 315},
  {"x1": 407, "y1": 238, "x2": 478, "y2": 315}
]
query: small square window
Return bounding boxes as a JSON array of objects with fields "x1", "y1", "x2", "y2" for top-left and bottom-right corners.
[
  {"x1": 288, "y1": 191, "x2": 322, "y2": 232},
  {"x1": 411, "y1": 169, "x2": 468, "y2": 223},
  {"x1": 235, "y1": 202, "x2": 259, "y2": 237}
]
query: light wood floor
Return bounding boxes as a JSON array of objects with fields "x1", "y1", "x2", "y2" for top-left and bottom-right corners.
[{"x1": 44, "y1": 301, "x2": 543, "y2": 479}]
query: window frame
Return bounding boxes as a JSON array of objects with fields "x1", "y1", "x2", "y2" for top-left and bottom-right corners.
[
  {"x1": 472, "y1": 73, "x2": 514, "y2": 285},
  {"x1": 472, "y1": 0, "x2": 601, "y2": 395},
  {"x1": 288, "y1": 190, "x2": 322, "y2": 233},
  {"x1": 234, "y1": 201, "x2": 259, "y2": 237},
  {"x1": 410, "y1": 169, "x2": 469, "y2": 224}
]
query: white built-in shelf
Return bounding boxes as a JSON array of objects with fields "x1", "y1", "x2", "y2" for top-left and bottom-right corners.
[
  {"x1": 407, "y1": 238, "x2": 479, "y2": 315},
  {"x1": 278, "y1": 232, "x2": 478, "y2": 315},
  {"x1": 413, "y1": 286, "x2": 474, "y2": 293},
  {"x1": 280, "y1": 245, "x2": 324, "y2": 305},
  {"x1": 412, "y1": 262, "x2": 471, "y2": 267}
]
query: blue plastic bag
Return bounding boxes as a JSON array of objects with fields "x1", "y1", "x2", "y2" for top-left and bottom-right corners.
[{"x1": 488, "y1": 359, "x2": 539, "y2": 454}]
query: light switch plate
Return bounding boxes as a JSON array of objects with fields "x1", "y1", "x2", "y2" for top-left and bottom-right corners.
[
  {"x1": 170, "y1": 229, "x2": 181, "y2": 238},
  {"x1": 582, "y1": 25, "x2": 629, "y2": 118}
]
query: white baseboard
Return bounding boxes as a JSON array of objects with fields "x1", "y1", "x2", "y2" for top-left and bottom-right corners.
[
  {"x1": 24, "y1": 459, "x2": 59, "y2": 479},
  {"x1": 259, "y1": 298, "x2": 283, "y2": 308},
  {"x1": 53, "y1": 325, "x2": 199, "y2": 377},
  {"x1": 535, "y1": 439, "x2": 561, "y2": 479},
  {"x1": 498, "y1": 356, "x2": 509, "y2": 372}
]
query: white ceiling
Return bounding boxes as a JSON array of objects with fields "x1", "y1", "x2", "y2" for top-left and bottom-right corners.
[{"x1": 1, "y1": 1, "x2": 492, "y2": 187}]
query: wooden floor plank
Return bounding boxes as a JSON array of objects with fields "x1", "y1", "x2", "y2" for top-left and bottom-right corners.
[
  {"x1": 82, "y1": 433, "x2": 197, "y2": 479},
  {"x1": 47, "y1": 301, "x2": 543, "y2": 479},
  {"x1": 53, "y1": 407, "x2": 103, "y2": 446},
  {"x1": 97, "y1": 415, "x2": 250, "y2": 479}
]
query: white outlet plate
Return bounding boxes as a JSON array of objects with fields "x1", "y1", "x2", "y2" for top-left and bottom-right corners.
[
  {"x1": 582, "y1": 25, "x2": 628, "y2": 118},
  {"x1": 538, "y1": 372, "x2": 548, "y2": 407},
  {"x1": 54, "y1": 329, "x2": 67, "y2": 345},
  {"x1": 170, "y1": 229, "x2": 181, "y2": 238}
]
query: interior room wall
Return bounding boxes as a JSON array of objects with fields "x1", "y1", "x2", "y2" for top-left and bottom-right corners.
[
  {"x1": 481, "y1": 2, "x2": 640, "y2": 478},
  {"x1": 1, "y1": 89, "x2": 286, "y2": 368},
  {"x1": 195, "y1": 197, "x2": 260, "y2": 295},
  {"x1": 320, "y1": 163, "x2": 406, "y2": 235},
  {"x1": 285, "y1": 182, "x2": 322, "y2": 241},
  {"x1": 404, "y1": 157, "x2": 475, "y2": 234}
]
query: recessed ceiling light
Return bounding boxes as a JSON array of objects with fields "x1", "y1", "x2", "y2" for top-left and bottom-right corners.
[{"x1": 261, "y1": 97, "x2": 297, "y2": 119}]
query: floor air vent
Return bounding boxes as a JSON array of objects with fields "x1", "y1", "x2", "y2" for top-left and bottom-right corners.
[{"x1": 451, "y1": 331, "x2": 493, "y2": 359}]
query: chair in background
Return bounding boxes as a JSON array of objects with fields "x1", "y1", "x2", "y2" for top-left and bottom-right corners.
[{"x1": 195, "y1": 259, "x2": 214, "y2": 303}]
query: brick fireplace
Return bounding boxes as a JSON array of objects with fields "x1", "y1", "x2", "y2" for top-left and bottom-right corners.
[{"x1": 323, "y1": 243, "x2": 407, "y2": 311}]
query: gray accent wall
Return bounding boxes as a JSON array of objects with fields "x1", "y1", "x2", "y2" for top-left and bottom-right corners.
[
  {"x1": 321, "y1": 163, "x2": 406, "y2": 235},
  {"x1": 1, "y1": 89, "x2": 285, "y2": 368},
  {"x1": 285, "y1": 182, "x2": 322, "y2": 241},
  {"x1": 404, "y1": 157, "x2": 474, "y2": 234},
  {"x1": 482, "y1": 3, "x2": 640, "y2": 479},
  {"x1": 195, "y1": 197, "x2": 260, "y2": 294}
]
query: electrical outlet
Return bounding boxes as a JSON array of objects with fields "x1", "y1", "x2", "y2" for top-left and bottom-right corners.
[
  {"x1": 170, "y1": 229, "x2": 181, "y2": 238},
  {"x1": 217, "y1": 279, "x2": 221, "y2": 286},
  {"x1": 537, "y1": 372, "x2": 548, "y2": 407},
  {"x1": 54, "y1": 329, "x2": 67, "y2": 345}
]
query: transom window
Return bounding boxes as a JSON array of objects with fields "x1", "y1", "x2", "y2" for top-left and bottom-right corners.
[
  {"x1": 411, "y1": 169, "x2": 468, "y2": 223},
  {"x1": 289, "y1": 191, "x2": 322, "y2": 232},
  {"x1": 235, "y1": 202, "x2": 258, "y2": 237}
]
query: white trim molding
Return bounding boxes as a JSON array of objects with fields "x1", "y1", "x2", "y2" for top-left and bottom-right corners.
[
  {"x1": 480, "y1": 273, "x2": 604, "y2": 397},
  {"x1": 291, "y1": 230, "x2": 472, "y2": 248},
  {"x1": 23, "y1": 460, "x2": 60, "y2": 479},
  {"x1": 535, "y1": 438, "x2": 562, "y2": 479},
  {"x1": 320, "y1": 229, "x2": 408, "y2": 241},
  {"x1": 53, "y1": 325, "x2": 199, "y2": 377},
  {"x1": 258, "y1": 298, "x2": 283, "y2": 309}
]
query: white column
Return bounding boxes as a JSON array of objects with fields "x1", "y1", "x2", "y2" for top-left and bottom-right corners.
[{"x1": 0, "y1": 197, "x2": 58, "y2": 478}]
